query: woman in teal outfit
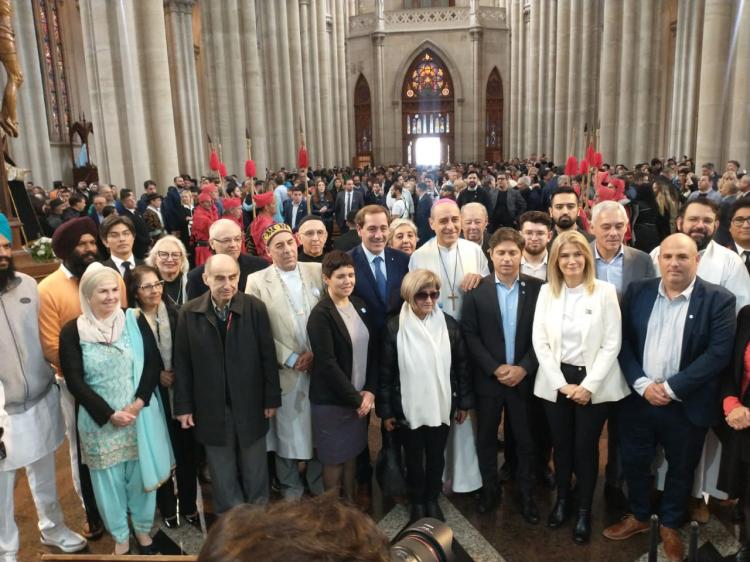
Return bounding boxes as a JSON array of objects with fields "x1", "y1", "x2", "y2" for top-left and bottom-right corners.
[{"x1": 60, "y1": 263, "x2": 173, "y2": 555}]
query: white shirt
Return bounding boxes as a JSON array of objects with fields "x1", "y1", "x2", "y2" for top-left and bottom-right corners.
[
  {"x1": 111, "y1": 254, "x2": 135, "y2": 277},
  {"x1": 521, "y1": 252, "x2": 548, "y2": 281},
  {"x1": 560, "y1": 284, "x2": 587, "y2": 366},
  {"x1": 291, "y1": 203, "x2": 301, "y2": 229}
]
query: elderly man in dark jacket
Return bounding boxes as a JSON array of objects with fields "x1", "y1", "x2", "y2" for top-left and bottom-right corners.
[{"x1": 174, "y1": 254, "x2": 280, "y2": 513}]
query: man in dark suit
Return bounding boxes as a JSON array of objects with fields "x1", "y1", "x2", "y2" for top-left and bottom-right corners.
[
  {"x1": 282, "y1": 184, "x2": 307, "y2": 232},
  {"x1": 414, "y1": 182, "x2": 434, "y2": 247},
  {"x1": 348, "y1": 205, "x2": 410, "y2": 334},
  {"x1": 603, "y1": 233, "x2": 736, "y2": 562},
  {"x1": 334, "y1": 179, "x2": 364, "y2": 233},
  {"x1": 118, "y1": 188, "x2": 150, "y2": 259},
  {"x1": 364, "y1": 180, "x2": 387, "y2": 208},
  {"x1": 99, "y1": 215, "x2": 143, "y2": 283},
  {"x1": 461, "y1": 228, "x2": 542, "y2": 523},
  {"x1": 333, "y1": 211, "x2": 361, "y2": 252},
  {"x1": 590, "y1": 201, "x2": 656, "y2": 506},
  {"x1": 727, "y1": 197, "x2": 750, "y2": 276},
  {"x1": 186, "y1": 218, "x2": 268, "y2": 299}
]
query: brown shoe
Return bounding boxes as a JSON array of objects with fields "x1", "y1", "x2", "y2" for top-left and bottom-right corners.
[
  {"x1": 689, "y1": 497, "x2": 710, "y2": 524},
  {"x1": 660, "y1": 526, "x2": 685, "y2": 562},
  {"x1": 602, "y1": 514, "x2": 650, "y2": 540}
]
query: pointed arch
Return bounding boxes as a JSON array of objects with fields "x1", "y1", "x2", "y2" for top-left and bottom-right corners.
[
  {"x1": 354, "y1": 74, "x2": 372, "y2": 160},
  {"x1": 391, "y1": 40, "x2": 464, "y2": 103},
  {"x1": 485, "y1": 67, "x2": 504, "y2": 162}
]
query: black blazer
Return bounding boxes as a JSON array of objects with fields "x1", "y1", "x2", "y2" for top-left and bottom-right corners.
[
  {"x1": 334, "y1": 190, "x2": 364, "y2": 229},
  {"x1": 137, "y1": 301, "x2": 179, "y2": 419},
  {"x1": 414, "y1": 193, "x2": 434, "y2": 246},
  {"x1": 720, "y1": 306, "x2": 750, "y2": 457},
  {"x1": 119, "y1": 208, "x2": 151, "y2": 260},
  {"x1": 307, "y1": 295, "x2": 377, "y2": 408},
  {"x1": 461, "y1": 274, "x2": 542, "y2": 398},
  {"x1": 173, "y1": 292, "x2": 281, "y2": 447},
  {"x1": 376, "y1": 312, "x2": 474, "y2": 422},
  {"x1": 282, "y1": 199, "x2": 308, "y2": 232},
  {"x1": 333, "y1": 230, "x2": 361, "y2": 252},
  {"x1": 186, "y1": 254, "x2": 268, "y2": 300},
  {"x1": 620, "y1": 277, "x2": 736, "y2": 427},
  {"x1": 59, "y1": 312, "x2": 161, "y2": 426},
  {"x1": 349, "y1": 244, "x2": 410, "y2": 333}
]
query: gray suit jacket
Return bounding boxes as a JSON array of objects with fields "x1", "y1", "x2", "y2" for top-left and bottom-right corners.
[{"x1": 590, "y1": 241, "x2": 656, "y2": 298}]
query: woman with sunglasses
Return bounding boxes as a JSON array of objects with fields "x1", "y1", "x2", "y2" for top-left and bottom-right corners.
[
  {"x1": 307, "y1": 251, "x2": 377, "y2": 501},
  {"x1": 127, "y1": 265, "x2": 199, "y2": 530},
  {"x1": 378, "y1": 268, "x2": 472, "y2": 524},
  {"x1": 145, "y1": 235, "x2": 189, "y2": 307}
]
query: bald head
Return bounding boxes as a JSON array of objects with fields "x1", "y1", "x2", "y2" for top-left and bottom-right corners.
[
  {"x1": 209, "y1": 218, "x2": 243, "y2": 260},
  {"x1": 203, "y1": 253, "x2": 240, "y2": 307},
  {"x1": 658, "y1": 233, "x2": 699, "y2": 294},
  {"x1": 461, "y1": 202, "x2": 488, "y2": 244}
]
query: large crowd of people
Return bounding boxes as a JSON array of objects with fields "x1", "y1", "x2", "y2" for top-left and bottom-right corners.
[{"x1": 2, "y1": 155, "x2": 750, "y2": 561}]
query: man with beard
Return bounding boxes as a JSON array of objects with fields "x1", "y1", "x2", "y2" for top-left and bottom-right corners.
[
  {"x1": 38, "y1": 217, "x2": 126, "y2": 540},
  {"x1": 519, "y1": 212, "x2": 552, "y2": 281},
  {"x1": 0, "y1": 214, "x2": 87, "y2": 560},
  {"x1": 457, "y1": 172, "x2": 492, "y2": 217},
  {"x1": 648, "y1": 198, "x2": 750, "y2": 524},
  {"x1": 549, "y1": 187, "x2": 594, "y2": 243}
]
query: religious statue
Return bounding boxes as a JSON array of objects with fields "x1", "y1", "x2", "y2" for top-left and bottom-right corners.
[{"x1": 0, "y1": 0, "x2": 23, "y2": 138}]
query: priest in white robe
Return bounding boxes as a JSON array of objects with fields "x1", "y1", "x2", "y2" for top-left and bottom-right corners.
[{"x1": 245, "y1": 223, "x2": 324, "y2": 499}]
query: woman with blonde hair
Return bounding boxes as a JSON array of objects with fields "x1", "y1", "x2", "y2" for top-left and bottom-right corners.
[
  {"x1": 387, "y1": 218, "x2": 418, "y2": 255},
  {"x1": 146, "y1": 235, "x2": 189, "y2": 306},
  {"x1": 532, "y1": 230, "x2": 628, "y2": 543},
  {"x1": 378, "y1": 269, "x2": 473, "y2": 524}
]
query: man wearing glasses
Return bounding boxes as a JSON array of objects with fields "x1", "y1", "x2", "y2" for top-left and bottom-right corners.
[
  {"x1": 296, "y1": 216, "x2": 328, "y2": 263},
  {"x1": 186, "y1": 219, "x2": 268, "y2": 300},
  {"x1": 728, "y1": 198, "x2": 750, "y2": 276}
]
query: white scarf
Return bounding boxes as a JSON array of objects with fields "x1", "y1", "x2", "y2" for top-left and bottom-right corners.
[
  {"x1": 77, "y1": 263, "x2": 126, "y2": 344},
  {"x1": 397, "y1": 302, "x2": 452, "y2": 428}
]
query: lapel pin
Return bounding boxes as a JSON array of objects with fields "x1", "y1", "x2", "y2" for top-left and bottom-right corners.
[
  {"x1": 361, "y1": 308, "x2": 367, "y2": 313},
  {"x1": 689, "y1": 314, "x2": 694, "y2": 319}
]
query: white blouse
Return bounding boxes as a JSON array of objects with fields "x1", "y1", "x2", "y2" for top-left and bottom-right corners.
[{"x1": 560, "y1": 284, "x2": 586, "y2": 366}]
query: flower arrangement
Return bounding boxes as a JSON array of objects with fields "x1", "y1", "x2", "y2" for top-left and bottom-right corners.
[{"x1": 26, "y1": 237, "x2": 56, "y2": 262}]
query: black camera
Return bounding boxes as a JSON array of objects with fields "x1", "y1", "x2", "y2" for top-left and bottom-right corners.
[
  {"x1": 390, "y1": 518, "x2": 454, "y2": 562},
  {"x1": 0, "y1": 427, "x2": 6, "y2": 461}
]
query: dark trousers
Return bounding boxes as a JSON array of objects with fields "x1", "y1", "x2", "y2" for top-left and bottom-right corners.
[
  {"x1": 605, "y1": 401, "x2": 623, "y2": 487},
  {"x1": 476, "y1": 390, "x2": 535, "y2": 494},
  {"x1": 355, "y1": 412, "x2": 373, "y2": 486},
  {"x1": 403, "y1": 424, "x2": 450, "y2": 504},
  {"x1": 620, "y1": 394, "x2": 707, "y2": 528},
  {"x1": 505, "y1": 395, "x2": 552, "y2": 477},
  {"x1": 75, "y1": 404, "x2": 102, "y2": 528},
  {"x1": 156, "y1": 419, "x2": 198, "y2": 519},
  {"x1": 543, "y1": 364, "x2": 609, "y2": 510}
]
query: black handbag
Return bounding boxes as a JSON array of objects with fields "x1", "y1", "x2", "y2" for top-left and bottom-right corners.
[{"x1": 375, "y1": 427, "x2": 407, "y2": 497}]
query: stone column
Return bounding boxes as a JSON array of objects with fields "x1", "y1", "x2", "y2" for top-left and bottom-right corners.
[
  {"x1": 577, "y1": 0, "x2": 592, "y2": 157},
  {"x1": 316, "y1": 0, "x2": 334, "y2": 165},
  {"x1": 261, "y1": 0, "x2": 284, "y2": 169},
  {"x1": 566, "y1": 0, "x2": 581, "y2": 158},
  {"x1": 632, "y1": 0, "x2": 654, "y2": 163},
  {"x1": 695, "y1": 0, "x2": 734, "y2": 167},
  {"x1": 544, "y1": 0, "x2": 557, "y2": 159},
  {"x1": 508, "y1": 0, "x2": 519, "y2": 158},
  {"x1": 552, "y1": 0, "x2": 570, "y2": 162},
  {"x1": 8, "y1": 0, "x2": 58, "y2": 188},
  {"x1": 597, "y1": 0, "x2": 621, "y2": 164},
  {"x1": 164, "y1": 0, "x2": 203, "y2": 177},
  {"x1": 309, "y1": 0, "x2": 324, "y2": 167},
  {"x1": 277, "y1": 0, "x2": 296, "y2": 166},
  {"x1": 300, "y1": 0, "x2": 316, "y2": 166},
  {"x1": 80, "y1": 0, "x2": 179, "y2": 192},
  {"x1": 536, "y1": 0, "x2": 547, "y2": 153},
  {"x1": 287, "y1": 0, "x2": 306, "y2": 166},
  {"x1": 329, "y1": 4, "x2": 343, "y2": 164},
  {"x1": 372, "y1": 32, "x2": 386, "y2": 165},
  {"x1": 727, "y1": 0, "x2": 750, "y2": 166},
  {"x1": 470, "y1": 27, "x2": 483, "y2": 160},
  {"x1": 614, "y1": 2, "x2": 637, "y2": 165},
  {"x1": 336, "y1": 0, "x2": 351, "y2": 164},
  {"x1": 239, "y1": 0, "x2": 269, "y2": 176},
  {"x1": 526, "y1": 0, "x2": 540, "y2": 156}
]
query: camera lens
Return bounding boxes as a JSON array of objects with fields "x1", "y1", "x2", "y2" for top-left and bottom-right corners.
[{"x1": 390, "y1": 518, "x2": 454, "y2": 562}]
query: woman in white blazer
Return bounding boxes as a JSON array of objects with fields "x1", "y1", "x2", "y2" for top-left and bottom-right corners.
[{"x1": 532, "y1": 230, "x2": 629, "y2": 544}]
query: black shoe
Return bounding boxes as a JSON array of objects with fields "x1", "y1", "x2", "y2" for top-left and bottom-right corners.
[
  {"x1": 735, "y1": 544, "x2": 750, "y2": 562},
  {"x1": 425, "y1": 500, "x2": 445, "y2": 522},
  {"x1": 162, "y1": 515, "x2": 180, "y2": 529},
  {"x1": 519, "y1": 494, "x2": 540, "y2": 525},
  {"x1": 732, "y1": 502, "x2": 745, "y2": 523},
  {"x1": 539, "y1": 466, "x2": 556, "y2": 489},
  {"x1": 409, "y1": 503, "x2": 426, "y2": 524},
  {"x1": 137, "y1": 540, "x2": 160, "y2": 555},
  {"x1": 573, "y1": 509, "x2": 591, "y2": 544},
  {"x1": 478, "y1": 487, "x2": 500, "y2": 514},
  {"x1": 604, "y1": 483, "x2": 628, "y2": 510},
  {"x1": 499, "y1": 462, "x2": 513, "y2": 482},
  {"x1": 547, "y1": 497, "x2": 570, "y2": 529}
]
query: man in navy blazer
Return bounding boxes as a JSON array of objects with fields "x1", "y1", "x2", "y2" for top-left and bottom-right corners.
[
  {"x1": 349, "y1": 205, "x2": 410, "y2": 334},
  {"x1": 603, "y1": 233, "x2": 736, "y2": 562},
  {"x1": 414, "y1": 182, "x2": 434, "y2": 247},
  {"x1": 282, "y1": 185, "x2": 307, "y2": 232}
]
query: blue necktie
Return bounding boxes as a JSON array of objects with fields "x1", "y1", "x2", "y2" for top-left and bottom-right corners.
[{"x1": 373, "y1": 256, "x2": 387, "y2": 302}]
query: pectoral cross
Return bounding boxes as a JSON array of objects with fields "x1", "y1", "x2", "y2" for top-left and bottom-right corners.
[{"x1": 446, "y1": 291, "x2": 458, "y2": 310}]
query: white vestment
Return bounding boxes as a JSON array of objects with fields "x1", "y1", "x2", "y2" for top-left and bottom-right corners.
[{"x1": 245, "y1": 262, "x2": 323, "y2": 460}]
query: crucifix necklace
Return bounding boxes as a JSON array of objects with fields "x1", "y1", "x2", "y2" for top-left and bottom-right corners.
[{"x1": 437, "y1": 243, "x2": 462, "y2": 311}]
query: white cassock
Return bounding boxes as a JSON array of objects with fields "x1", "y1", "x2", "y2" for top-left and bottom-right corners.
[
  {"x1": 650, "y1": 239, "x2": 750, "y2": 499},
  {"x1": 409, "y1": 237, "x2": 489, "y2": 493},
  {"x1": 245, "y1": 262, "x2": 323, "y2": 460}
]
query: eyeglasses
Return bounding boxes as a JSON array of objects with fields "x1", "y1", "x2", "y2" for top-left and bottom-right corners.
[
  {"x1": 156, "y1": 251, "x2": 183, "y2": 260},
  {"x1": 731, "y1": 216, "x2": 750, "y2": 227},
  {"x1": 213, "y1": 236, "x2": 243, "y2": 245},
  {"x1": 414, "y1": 290, "x2": 440, "y2": 302},
  {"x1": 139, "y1": 280, "x2": 165, "y2": 291}
]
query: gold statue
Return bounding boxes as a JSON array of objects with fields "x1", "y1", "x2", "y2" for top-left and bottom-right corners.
[{"x1": 0, "y1": 0, "x2": 23, "y2": 137}]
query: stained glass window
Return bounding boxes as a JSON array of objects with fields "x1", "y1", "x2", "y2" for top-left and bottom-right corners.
[
  {"x1": 32, "y1": 0, "x2": 72, "y2": 142},
  {"x1": 405, "y1": 52, "x2": 451, "y2": 98}
]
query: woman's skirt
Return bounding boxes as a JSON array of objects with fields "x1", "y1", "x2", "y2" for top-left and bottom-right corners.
[{"x1": 311, "y1": 404, "x2": 367, "y2": 465}]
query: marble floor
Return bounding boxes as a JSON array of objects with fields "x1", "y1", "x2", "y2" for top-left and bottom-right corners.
[{"x1": 11, "y1": 426, "x2": 746, "y2": 561}]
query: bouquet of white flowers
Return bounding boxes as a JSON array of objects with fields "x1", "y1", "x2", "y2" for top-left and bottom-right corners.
[{"x1": 26, "y1": 237, "x2": 55, "y2": 262}]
